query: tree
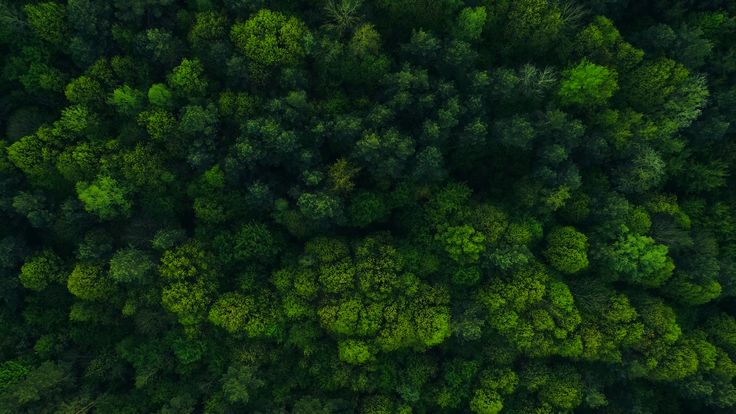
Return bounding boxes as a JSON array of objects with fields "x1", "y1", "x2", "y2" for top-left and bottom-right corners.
[
  {"x1": 179, "y1": 104, "x2": 218, "y2": 137},
  {"x1": 494, "y1": 115, "x2": 536, "y2": 149},
  {"x1": 230, "y1": 9, "x2": 312, "y2": 67},
  {"x1": 108, "y1": 85, "x2": 144, "y2": 115},
  {"x1": 136, "y1": 28, "x2": 183, "y2": 67},
  {"x1": 109, "y1": 248, "x2": 153, "y2": 284},
  {"x1": 484, "y1": 0, "x2": 566, "y2": 59},
  {"x1": 328, "y1": 158, "x2": 359, "y2": 194},
  {"x1": 535, "y1": 365, "x2": 583, "y2": 410},
  {"x1": 147, "y1": 83, "x2": 173, "y2": 108},
  {"x1": 19, "y1": 250, "x2": 65, "y2": 291},
  {"x1": 0, "y1": 361, "x2": 69, "y2": 410},
  {"x1": 622, "y1": 57, "x2": 708, "y2": 135},
  {"x1": 7, "y1": 131, "x2": 59, "y2": 186},
  {"x1": 161, "y1": 279, "x2": 214, "y2": 325},
  {"x1": 544, "y1": 227, "x2": 588, "y2": 274},
  {"x1": 437, "y1": 224, "x2": 486, "y2": 264},
  {"x1": 67, "y1": 262, "x2": 113, "y2": 301},
  {"x1": 159, "y1": 242, "x2": 218, "y2": 326},
  {"x1": 220, "y1": 363, "x2": 264, "y2": 404},
  {"x1": 353, "y1": 129, "x2": 414, "y2": 180},
  {"x1": 324, "y1": 0, "x2": 364, "y2": 36},
  {"x1": 24, "y1": 2, "x2": 68, "y2": 46},
  {"x1": 208, "y1": 292, "x2": 280, "y2": 338},
  {"x1": 76, "y1": 175, "x2": 132, "y2": 220},
  {"x1": 12, "y1": 192, "x2": 54, "y2": 228},
  {"x1": 574, "y1": 16, "x2": 644, "y2": 70},
  {"x1": 603, "y1": 233, "x2": 675, "y2": 287},
  {"x1": 59, "y1": 121, "x2": 99, "y2": 165},
  {"x1": 233, "y1": 222, "x2": 280, "y2": 263},
  {"x1": 615, "y1": 146, "x2": 666, "y2": 194},
  {"x1": 338, "y1": 339, "x2": 373, "y2": 364},
  {"x1": 478, "y1": 262, "x2": 582, "y2": 357},
  {"x1": 454, "y1": 7, "x2": 487, "y2": 42},
  {"x1": 348, "y1": 191, "x2": 388, "y2": 227},
  {"x1": 470, "y1": 389, "x2": 503, "y2": 414},
  {"x1": 138, "y1": 109, "x2": 177, "y2": 141},
  {"x1": 189, "y1": 11, "x2": 228, "y2": 48},
  {"x1": 158, "y1": 241, "x2": 212, "y2": 281},
  {"x1": 167, "y1": 58, "x2": 208, "y2": 97},
  {"x1": 65, "y1": 76, "x2": 104, "y2": 105},
  {"x1": 297, "y1": 192, "x2": 342, "y2": 221},
  {"x1": 559, "y1": 59, "x2": 618, "y2": 107}
]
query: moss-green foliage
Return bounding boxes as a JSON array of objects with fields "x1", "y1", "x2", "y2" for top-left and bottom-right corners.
[
  {"x1": 67, "y1": 262, "x2": 113, "y2": 301},
  {"x1": 167, "y1": 58, "x2": 208, "y2": 96},
  {"x1": 544, "y1": 226, "x2": 588, "y2": 274},
  {"x1": 108, "y1": 248, "x2": 153, "y2": 284},
  {"x1": 3, "y1": 1, "x2": 736, "y2": 413},
  {"x1": 19, "y1": 250, "x2": 65, "y2": 291},
  {"x1": 76, "y1": 175, "x2": 132, "y2": 220},
  {"x1": 23, "y1": 2, "x2": 68, "y2": 46},
  {"x1": 147, "y1": 83, "x2": 173, "y2": 108},
  {"x1": 208, "y1": 292, "x2": 280, "y2": 338},
  {"x1": 605, "y1": 233, "x2": 675, "y2": 287},
  {"x1": 230, "y1": 9, "x2": 312, "y2": 67}
]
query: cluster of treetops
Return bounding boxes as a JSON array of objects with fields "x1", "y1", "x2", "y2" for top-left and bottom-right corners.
[{"x1": 3, "y1": 0, "x2": 736, "y2": 412}]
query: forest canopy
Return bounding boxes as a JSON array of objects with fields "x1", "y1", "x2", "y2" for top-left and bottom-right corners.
[{"x1": 2, "y1": 0, "x2": 736, "y2": 413}]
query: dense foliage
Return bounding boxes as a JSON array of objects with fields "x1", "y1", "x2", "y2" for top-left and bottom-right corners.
[{"x1": 2, "y1": 0, "x2": 736, "y2": 412}]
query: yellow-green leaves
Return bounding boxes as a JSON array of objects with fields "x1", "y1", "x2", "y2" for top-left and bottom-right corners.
[
  {"x1": 605, "y1": 233, "x2": 674, "y2": 287},
  {"x1": 437, "y1": 224, "x2": 486, "y2": 264},
  {"x1": 454, "y1": 7, "x2": 487, "y2": 42},
  {"x1": 24, "y1": 2, "x2": 68, "y2": 46},
  {"x1": 159, "y1": 241, "x2": 217, "y2": 326},
  {"x1": 230, "y1": 9, "x2": 311, "y2": 67},
  {"x1": 559, "y1": 59, "x2": 618, "y2": 107},
  {"x1": 544, "y1": 226, "x2": 589, "y2": 274},
  {"x1": 338, "y1": 339, "x2": 372, "y2": 365},
  {"x1": 67, "y1": 262, "x2": 113, "y2": 301},
  {"x1": 20, "y1": 250, "x2": 64, "y2": 291},
  {"x1": 76, "y1": 175, "x2": 132, "y2": 220},
  {"x1": 208, "y1": 292, "x2": 280, "y2": 338},
  {"x1": 167, "y1": 58, "x2": 208, "y2": 96}
]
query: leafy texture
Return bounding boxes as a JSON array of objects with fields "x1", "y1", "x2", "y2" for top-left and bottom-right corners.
[{"x1": 1, "y1": 1, "x2": 736, "y2": 413}]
